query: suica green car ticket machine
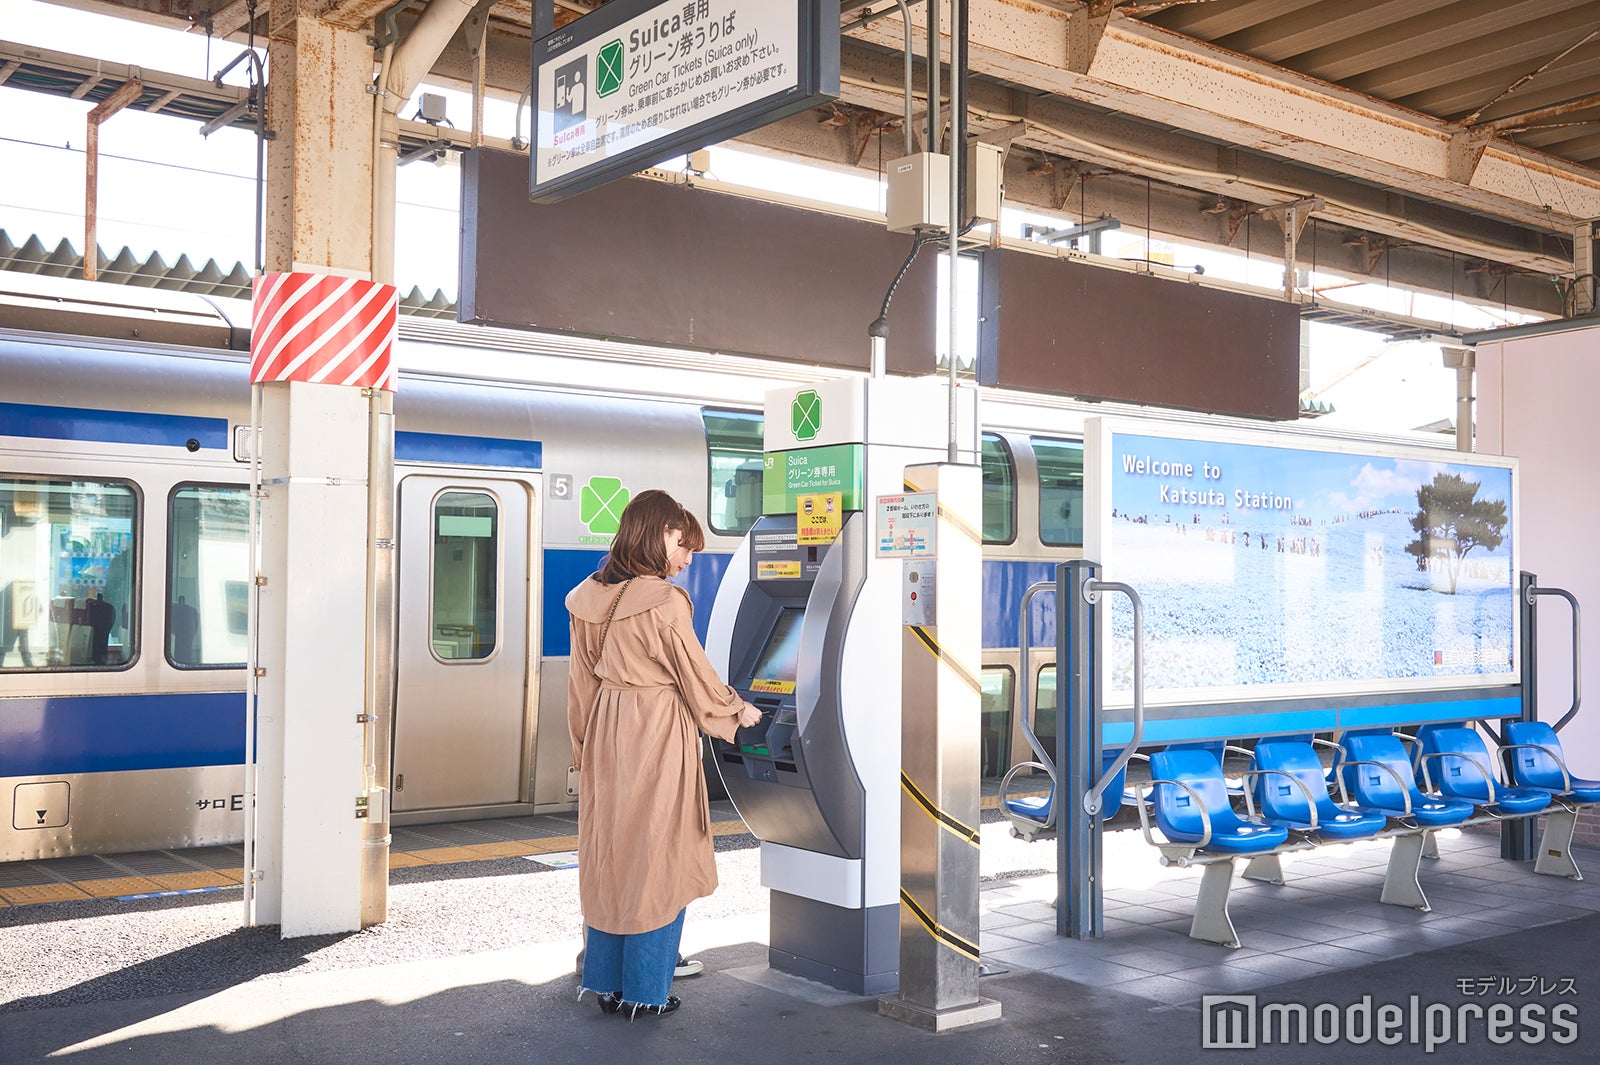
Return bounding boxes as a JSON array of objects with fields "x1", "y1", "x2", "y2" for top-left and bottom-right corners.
[{"x1": 706, "y1": 376, "x2": 977, "y2": 994}]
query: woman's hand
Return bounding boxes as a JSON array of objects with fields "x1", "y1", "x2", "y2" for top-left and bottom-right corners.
[{"x1": 738, "y1": 702, "x2": 764, "y2": 728}]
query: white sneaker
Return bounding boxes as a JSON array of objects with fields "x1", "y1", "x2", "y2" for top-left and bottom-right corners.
[{"x1": 674, "y1": 955, "x2": 703, "y2": 978}]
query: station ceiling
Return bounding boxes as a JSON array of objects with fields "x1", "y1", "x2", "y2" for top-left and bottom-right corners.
[{"x1": 13, "y1": 0, "x2": 1600, "y2": 320}]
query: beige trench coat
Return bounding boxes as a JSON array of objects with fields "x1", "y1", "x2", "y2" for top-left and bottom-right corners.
[{"x1": 566, "y1": 575, "x2": 744, "y2": 935}]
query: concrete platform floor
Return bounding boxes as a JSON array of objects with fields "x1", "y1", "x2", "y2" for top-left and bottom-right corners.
[{"x1": 3, "y1": 811, "x2": 1597, "y2": 1063}]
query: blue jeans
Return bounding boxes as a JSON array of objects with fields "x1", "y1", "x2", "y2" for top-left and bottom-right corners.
[{"x1": 581, "y1": 909, "x2": 685, "y2": 1007}]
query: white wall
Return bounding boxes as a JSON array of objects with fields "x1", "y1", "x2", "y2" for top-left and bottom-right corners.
[{"x1": 1477, "y1": 325, "x2": 1600, "y2": 769}]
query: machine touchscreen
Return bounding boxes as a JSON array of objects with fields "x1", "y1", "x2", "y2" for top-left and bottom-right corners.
[{"x1": 748, "y1": 607, "x2": 803, "y2": 694}]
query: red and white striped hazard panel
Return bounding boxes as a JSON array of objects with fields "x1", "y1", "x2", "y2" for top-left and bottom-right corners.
[{"x1": 250, "y1": 271, "x2": 398, "y2": 390}]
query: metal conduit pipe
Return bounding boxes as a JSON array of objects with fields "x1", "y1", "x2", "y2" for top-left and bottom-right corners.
[
  {"x1": 243, "y1": 384, "x2": 263, "y2": 925},
  {"x1": 384, "y1": 0, "x2": 478, "y2": 110},
  {"x1": 373, "y1": 0, "x2": 478, "y2": 283},
  {"x1": 926, "y1": 0, "x2": 938, "y2": 153},
  {"x1": 371, "y1": 27, "x2": 396, "y2": 285},
  {"x1": 862, "y1": 0, "x2": 928, "y2": 374},
  {"x1": 946, "y1": 0, "x2": 964, "y2": 462},
  {"x1": 843, "y1": 1, "x2": 918, "y2": 157},
  {"x1": 361, "y1": 389, "x2": 397, "y2": 927}
]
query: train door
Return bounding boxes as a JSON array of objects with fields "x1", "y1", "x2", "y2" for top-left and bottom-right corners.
[{"x1": 392, "y1": 476, "x2": 534, "y2": 815}]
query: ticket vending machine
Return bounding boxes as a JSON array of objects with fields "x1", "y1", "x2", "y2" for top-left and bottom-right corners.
[{"x1": 706, "y1": 376, "x2": 976, "y2": 995}]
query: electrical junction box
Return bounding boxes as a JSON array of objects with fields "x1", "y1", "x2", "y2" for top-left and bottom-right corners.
[
  {"x1": 966, "y1": 141, "x2": 1005, "y2": 224},
  {"x1": 418, "y1": 93, "x2": 448, "y2": 124},
  {"x1": 886, "y1": 152, "x2": 951, "y2": 234}
]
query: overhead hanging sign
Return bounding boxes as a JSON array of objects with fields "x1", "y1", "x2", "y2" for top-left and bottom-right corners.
[{"x1": 530, "y1": 0, "x2": 839, "y2": 202}]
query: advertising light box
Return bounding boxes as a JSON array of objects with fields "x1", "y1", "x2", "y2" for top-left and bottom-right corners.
[{"x1": 1084, "y1": 420, "x2": 1519, "y2": 707}]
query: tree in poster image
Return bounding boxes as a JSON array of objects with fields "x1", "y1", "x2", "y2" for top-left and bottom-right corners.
[{"x1": 1404, "y1": 472, "x2": 1507, "y2": 594}]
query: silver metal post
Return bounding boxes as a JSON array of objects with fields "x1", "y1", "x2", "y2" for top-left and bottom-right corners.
[
  {"x1": 1082, "y1": 578, "x2": 1145, "y2": 816},
  {"x1": 880, "y1": 462, "x2": 999, "y2": 1031},
  {"x1": 243, "y1": 381, "x2": 262, "y2": 925},
  {"x1": 1528, "y1": 584, "x2": 1583, "y2": 732}
]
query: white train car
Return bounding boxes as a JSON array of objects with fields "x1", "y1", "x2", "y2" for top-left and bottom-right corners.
[{"x1": 0, "y1": 290, "x2": 1450, "y2": 861}]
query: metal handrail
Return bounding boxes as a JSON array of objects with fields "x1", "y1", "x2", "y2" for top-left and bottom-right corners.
[
  {"x1": 1015, "y1": 580, "x2": 1058, "y2": 775},
  {"x1": 1082, "y1": 578, "x2": 1144, "y2": 816},
  {"x1": 1528, "y1": 585, "x2": 1582, "y2": 732}
]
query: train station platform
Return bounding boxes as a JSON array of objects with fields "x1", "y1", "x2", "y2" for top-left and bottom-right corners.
[{"x1": 3, "y1": 805, "x2": 1598, "y2": 1063}]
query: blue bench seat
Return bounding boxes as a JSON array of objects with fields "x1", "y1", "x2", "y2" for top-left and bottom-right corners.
[
  {"x1": 1504, "y1": 720, "x2": 1600, "y2": 880},
  {"x1": 1418, "y1": 727, "x2": 1553, "y2": 818},
  {"x1": 1248, "y1": 740, "x2": 1388, "y2": 842},
  {"x1": 1339, "y1": 734, "x2": 1476, "y2": 827},
  {"x1": 1149, "y1": 749, "x2": 1288, "y2": 853}
]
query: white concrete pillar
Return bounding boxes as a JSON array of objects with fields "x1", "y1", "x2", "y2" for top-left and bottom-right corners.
[{"x1": 253, "y1": 378, "x2": 373, "y2": 934}]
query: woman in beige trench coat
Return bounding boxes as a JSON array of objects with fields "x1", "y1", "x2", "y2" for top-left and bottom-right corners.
[{"x1": 566, "y1": 489, "x2": 762, "y2": 1019}]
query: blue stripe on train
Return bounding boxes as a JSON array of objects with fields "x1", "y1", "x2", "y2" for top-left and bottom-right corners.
[
  {"x1": 0, "y1": 404, "x2": 541, "y2": 468},
  {"x1": 395, "y1": 431, "x2": 541, "y2": 470},
  {"x1": 541, "y1": 548, "x2": 733, "y2": 657},
  {"x1": 983, "y1": 560, "x2": 1061, "y2": 650},
  {"x1": 0, "y1": 401, "x2": 229, "y2": 450},
  {"x1": 0, "y1": 691, "x2": 245, "y2": 775},
  {"x1": 541, "y1": 554, "x2": 1049, "y2": 656}
]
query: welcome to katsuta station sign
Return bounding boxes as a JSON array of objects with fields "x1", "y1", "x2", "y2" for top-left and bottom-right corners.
[{"x1": 530, "y1": 0, "x2": 838, "y2": 202}]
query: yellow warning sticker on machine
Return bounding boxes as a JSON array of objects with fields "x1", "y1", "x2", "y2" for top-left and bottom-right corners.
[
  {"x1": 757, "y1": 560, "x2": 802, "y2": 579},
  {"x1": 749, "y1": 679, "x2": 797, "y2": 694},
  {"x1": 796, "y1": 492, "x2": 842, "y2": 545}
]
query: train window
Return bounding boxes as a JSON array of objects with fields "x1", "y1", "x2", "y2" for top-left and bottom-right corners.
[
  {"x1": 167, "y1": 485, "x2": 249, "y2": 669},
  {"x1": 431, "y1": 491, "x2": 499, "y2": 661},
  {"x1": 0, "y1": 477, "x2": 138, "y2": 672},
  {"x1": 1034, "y1": 665, "x2": 1058, "y2": 765},
  {"x1": 980, "y1": 667, "x2": 1014, "y2": 779},
  {"x1": 704, "y1": 409, "x2": 764, "y2": 536},
  {"x1": 1033, "y1": 437, "x2": 1084, "y2": 547},
  {"x1": 981, "y1": 434, "x2": 1016, "y2": 544}
]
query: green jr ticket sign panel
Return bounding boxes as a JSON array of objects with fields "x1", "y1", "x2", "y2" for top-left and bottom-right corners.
[{"x1": 763, "y1": 445, "x2": 863, "y2": 515}]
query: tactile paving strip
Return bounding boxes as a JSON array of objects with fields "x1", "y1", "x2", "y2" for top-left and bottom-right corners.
[
  {"x1": 0, "y1": 882, "x2": 91, "y2": 905},
  {"x1": 144, "y1": 871, "x2": 237, "y2": 891},
  {"x1": 78, "y1": 876, "x2": 166, "y2": 898}
]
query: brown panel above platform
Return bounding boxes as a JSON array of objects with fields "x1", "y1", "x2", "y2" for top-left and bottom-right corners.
[
  {"x1": 460, "y1": 149, "x2": 937, "y2": 373},
  {"x1": 977, "y1": 250, "x2": 1300, "y2": 420}
]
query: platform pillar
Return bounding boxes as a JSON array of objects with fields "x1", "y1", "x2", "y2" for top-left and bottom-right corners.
[
  {"x1": 250, "y1": 5, "x2": 391, "y2": 937},
  {"x1": 880, "y1": 462, "x2": 1001, "y2": 1031}
]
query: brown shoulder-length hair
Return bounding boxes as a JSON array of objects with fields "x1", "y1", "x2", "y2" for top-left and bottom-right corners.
[{"x1": 595, "y1": 488, "x2": 705, "y2": 584}]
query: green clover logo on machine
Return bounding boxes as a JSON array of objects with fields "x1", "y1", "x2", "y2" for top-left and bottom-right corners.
[{"x1": 791, "y1": 390, "x2": 821, "y2": 442}]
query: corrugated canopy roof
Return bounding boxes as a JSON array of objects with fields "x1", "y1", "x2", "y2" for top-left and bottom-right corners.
[{"x1": 0, "y1": 230, "x2": 455, "y2": 317}]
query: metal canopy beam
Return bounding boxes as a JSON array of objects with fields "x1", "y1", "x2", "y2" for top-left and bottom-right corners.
[
  {"x1": 404, "y1": 19, "x2": 1575, "y2": 286},
  {"x1": 829, "y1": 44, "x2": 1572, "y2": 277},
  {"x1": 843, "y1": 5, "x2": 1600, "y2": 233},
  {"x1": 0, "y1": 8, "x2": 1577, "y2": 318}
]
